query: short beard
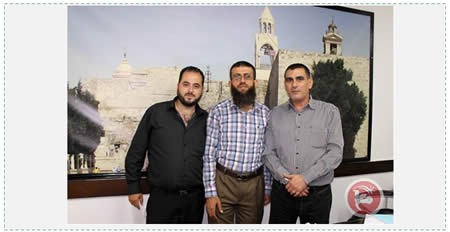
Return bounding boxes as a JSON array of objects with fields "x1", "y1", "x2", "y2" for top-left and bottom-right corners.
[
  {"x1": 231, "y1": 84, "x2": 256, "y2": 108},
  {"x1": 177, "y1": 90, "x2": 202, "y2": 107}
]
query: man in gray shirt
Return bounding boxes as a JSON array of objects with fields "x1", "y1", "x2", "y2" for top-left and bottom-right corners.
[{"x1": 262, "y1": 63, "x2": 343, "y2": 224}]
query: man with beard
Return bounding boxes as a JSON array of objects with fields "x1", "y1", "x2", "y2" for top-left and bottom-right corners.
[
  {"x1": 203, "y1": 61, "x2": 271, "y2": 224},
  {"x1": 125, "y1": 66, "x2": 208, "y2": 224}
]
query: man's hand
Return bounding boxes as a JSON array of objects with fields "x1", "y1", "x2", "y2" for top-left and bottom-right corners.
[
  {"x1": 295, "y1": 188, "x2": 310, "y2": 197},
  {"x1": 284, "y1": 174, "x2": 309, "y2": 197},
  {"x1": 128, "y1": 193, "x2": 143, "y2": 209},
  {"x1": 264, "y1": 194, "x2": 271, "y2": 205},
  {"x1": 206, "y1": 196, "x2": 223, "y2": 221}
]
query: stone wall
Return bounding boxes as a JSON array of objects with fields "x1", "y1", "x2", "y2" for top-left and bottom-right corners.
[
  {"x1": 80, "y1": 66, "x2": 180, "y2": 171},
  {"x1": 79, "y1": 67, "x2": 268, "y2": 171},
  {"x1": 256, "y1": 68, "x2": 272, "y2": 81},
  {"x1": 76, "y1": 47, "x2": 370, "y2": 171}
]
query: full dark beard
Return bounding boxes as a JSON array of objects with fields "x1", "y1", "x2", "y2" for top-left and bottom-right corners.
[
  {"x1": 231, "y1": 84, "x2": 256, "y2": 108},
  {"x1": 177, "y1": 90, "x2": 202, "y2": 107}
]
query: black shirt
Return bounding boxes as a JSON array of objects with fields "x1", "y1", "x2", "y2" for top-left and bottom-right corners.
[{"x1": 125, "y1": 97, "x2": 208, "y2": 194}]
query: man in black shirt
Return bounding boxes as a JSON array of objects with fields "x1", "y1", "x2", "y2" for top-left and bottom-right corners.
[{"x1": 125, "y1": 66, "x2": 208, "y2": 224}]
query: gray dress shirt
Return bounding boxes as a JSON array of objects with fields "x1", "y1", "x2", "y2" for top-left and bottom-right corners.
[{"x1": 262, "y1": 97, "x2": 344, "y2": 186}]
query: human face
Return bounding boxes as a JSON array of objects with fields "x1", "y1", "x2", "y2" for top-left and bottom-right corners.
[
  {"x1": 284, "y1": 68, "x2": 313, "y2": 104},
  {"x1": 229, "y1": 66, "x2": 257, "y2": 94},
  {"x1": 177, "y1": 71, "x2": 203, "y2": 107}
]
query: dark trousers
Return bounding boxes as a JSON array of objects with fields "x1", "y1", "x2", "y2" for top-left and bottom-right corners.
[
  {"x1": 146, "y1": 186, "x2": 205, "y2": 224},
  {"x1": 269, "y1": 180, "x2": 332, "y2": 224}
]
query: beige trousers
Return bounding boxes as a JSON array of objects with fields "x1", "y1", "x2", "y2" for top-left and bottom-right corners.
[{"x1": 208, "y1": 168, "x2": 264, "y2": 224}]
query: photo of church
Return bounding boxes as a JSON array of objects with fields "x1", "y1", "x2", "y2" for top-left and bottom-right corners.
[{"x1": 68, "y1": 6, "x2": 372, "y2": 174}]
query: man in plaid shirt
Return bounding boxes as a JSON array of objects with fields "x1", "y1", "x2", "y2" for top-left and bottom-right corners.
[{"x1": 203, "y1": 61, "x2": 272, "y2": 224}]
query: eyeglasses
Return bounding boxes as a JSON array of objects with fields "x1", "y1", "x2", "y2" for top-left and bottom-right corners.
[{"x1": 231, "y1": 74, "x2": 253, "y2": 81}]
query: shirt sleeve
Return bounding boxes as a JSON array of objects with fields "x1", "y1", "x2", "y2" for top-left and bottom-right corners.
[
  {"x1": 262, "y1": 111, "x2": 290, "y2": 184},
  {"x1": 263, "y1": 165, "x2": 273, "y2": 195},
  {"x1": 203, "y1": 106, "x2": 221, "y2": 198},
  {"x1": 302, "y1": 106, "x2": 344, "y2": 184},
  {"x1": 125, "y1": 107, "x2": 152, "y2": 194}
]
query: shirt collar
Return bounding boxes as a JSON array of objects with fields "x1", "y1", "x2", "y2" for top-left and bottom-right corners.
[
  {"x1": 287, "y1": 95, "x2": 317, "y2": 111},
  {"x1": 229, "y1": 99, "x2": 261, "y2": 113},
  {"x1": 308, "y1": 96, "x2": 318, "y2": 110}
]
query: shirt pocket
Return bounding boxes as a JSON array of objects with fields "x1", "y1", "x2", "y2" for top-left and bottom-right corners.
[
  {"x1": 248, "y1": 121, "x2": 265, "y2": 144},
  {"x1": 309, "y1": 126, "x2": 328, "y2": 148}
]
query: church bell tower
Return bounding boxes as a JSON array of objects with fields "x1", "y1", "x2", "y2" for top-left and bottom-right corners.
[
  {"x1": 255, "y1": 6, "x2": 279, "y2": 69},
  {"x1": 322, "y1": 18, "x2": 343, "y2": 56}
]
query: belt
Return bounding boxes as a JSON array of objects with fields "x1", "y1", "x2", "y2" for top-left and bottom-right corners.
[{"x1": 216, "y1": 163, "x2": 263, "y2": 181}]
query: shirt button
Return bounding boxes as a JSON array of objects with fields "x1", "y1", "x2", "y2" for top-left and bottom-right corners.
[
  {"x1": 297, "y1": 139, "x2": 300, "y2": 141},
  {"x1": 296, "y1": 152, "x2": 299, "y2": 155},
  {"x1": 298, "y1": 114, "x2": 301, "y2": 116},
  {"x1": 296, "y1": 167, "x2": 299, "y2": 169},
  {"x1": 297, "y1": 126, "x2": 300, "y2": 128}
]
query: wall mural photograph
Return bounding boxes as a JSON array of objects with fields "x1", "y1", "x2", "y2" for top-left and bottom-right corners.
[{"x1": 67, "y1": 5, "x2": 373, "y2": 175}]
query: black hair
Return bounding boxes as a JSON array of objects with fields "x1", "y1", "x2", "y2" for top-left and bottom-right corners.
[
  {"x1": 284, "y1": 63, "x2": 312, "y2": 79},
  {"x1": 179, "y1": 66, "x2": 205, "y2": 86},
  {"x1": 229, "y1": 61, "x2": 256, "y2": 80}
]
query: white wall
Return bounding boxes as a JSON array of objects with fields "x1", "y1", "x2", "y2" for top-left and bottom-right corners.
[
  {"x1": 354, "y1": 6, "x2": 394, "y2": 162},
  {"x1": 68, "y1": 5, "x2": 394, "y2": 224}
]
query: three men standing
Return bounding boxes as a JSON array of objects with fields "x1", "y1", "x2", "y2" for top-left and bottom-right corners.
[
  {"x1": 262, "y1": 63, "x2": 344, "y2": 224},
  {"x1": 203, "y1": 61, "x2": 271, "y2": 224},
  {"x1": 125, "y1": 66, "x2": 207, "y2": 224},
  {"x1": 125, "y1": 62, "x2": 343, "y2": 224}
]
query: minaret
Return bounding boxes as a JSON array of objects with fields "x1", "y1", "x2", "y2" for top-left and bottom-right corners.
[
  {"x1": 322, "y1": 17, "x2": 343, "y2": 56},
  {"x1": 205, "y1": 65, "x2": 211, "y2": 92},
  {"x1": 255, "y1": 6, "x2": 278, "y2": 69}
]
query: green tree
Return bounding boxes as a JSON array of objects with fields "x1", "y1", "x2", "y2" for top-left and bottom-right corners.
[
  {"x1": 311, "y1": 59, "x2": 367, "y2": 159},
  {"x1": 68, "y1": 81, "x2": 104, "y2": 170}
]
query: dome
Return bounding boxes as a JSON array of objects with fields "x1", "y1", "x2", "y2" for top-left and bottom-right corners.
[
  {"x1": 113, "y1": 53, "x2": 133, "y2": 78},
  {"x1": 327, "y1": 18, "x2": 338, "y2": 33},
  {"x1": 328, "y1": 23, "x2": 337, "y2": 31},
  {"x1": 116, "y1": 59, "x2": 132, "y2": 73}
]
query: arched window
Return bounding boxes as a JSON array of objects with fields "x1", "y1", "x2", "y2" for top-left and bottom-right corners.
[
  {"x1": 268, "y1": 23, "x2": 272, "y2": 33},
  {"x1": 263, "y1": 23, "x2": 267, "y2": 33},
  {"x1": 259, "y1": 44, "x2": 274, "y2": 69}
]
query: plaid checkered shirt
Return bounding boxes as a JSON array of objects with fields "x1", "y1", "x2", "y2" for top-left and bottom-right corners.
[{"x1": 203, "y1": 99, "x2": 272, "y2": 198}]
